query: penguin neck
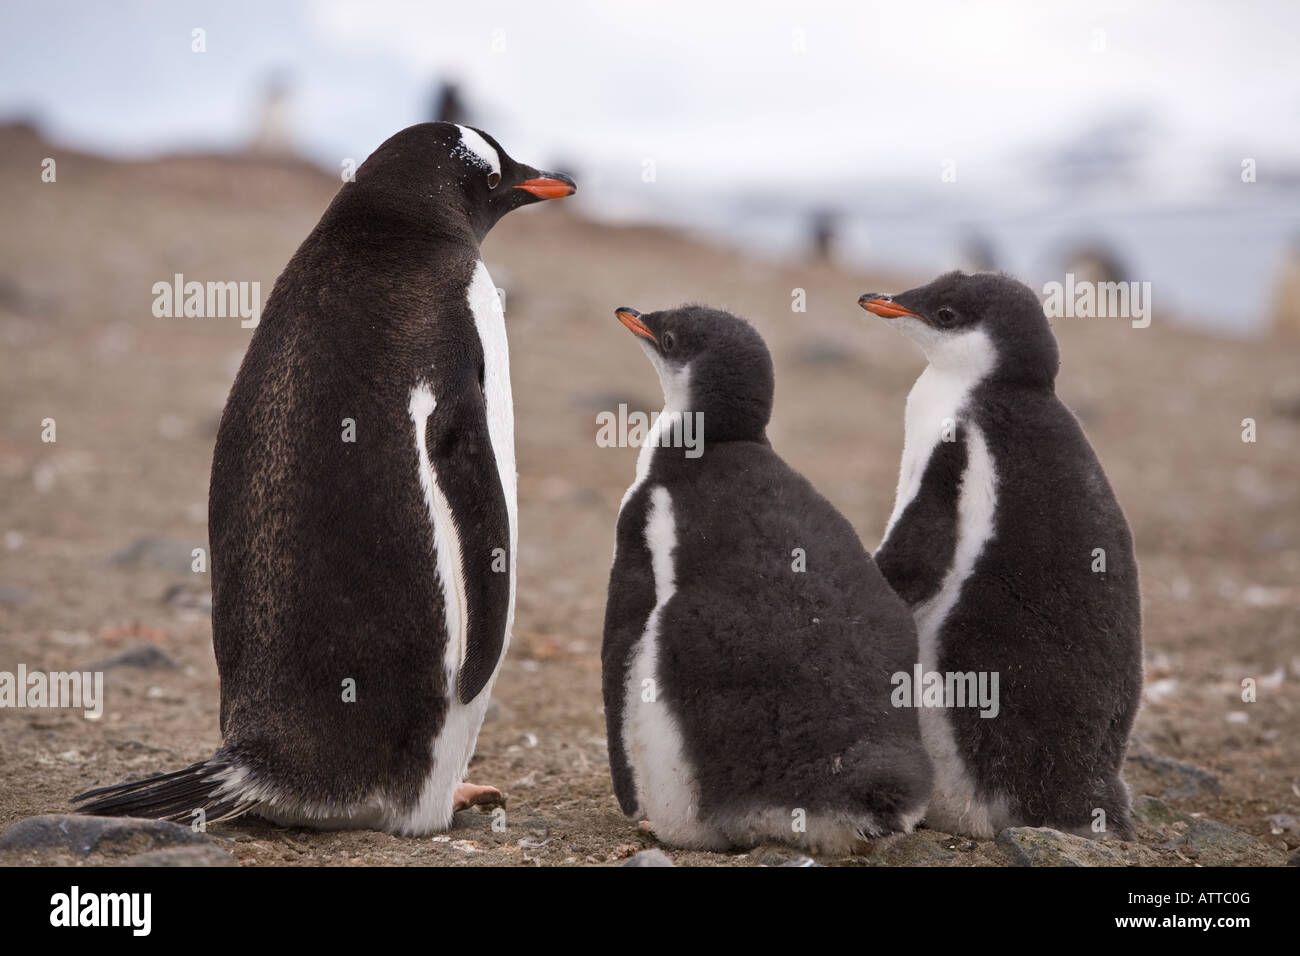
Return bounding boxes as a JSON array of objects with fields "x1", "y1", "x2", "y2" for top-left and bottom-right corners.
[
  {"x1": 653, "y1": 375, "x2": 770, "y2": 458},
  {"x1": 326, "y1": 183, "x2": 481, "y2": 254},
  {"x1": 902, "y1": 330, "x2": 998, "y2": 449},
  {"x1": 915, "y1": 327, "x2": 996, "y2": 380},
  {"x1": 917, "y1": 324, "x2": 1058, "y2": 392},
  {"x1": 648, "y1": 361, "x2": 696, "y2": 458},
  {"x1": 305, "y1": 187, "x2": 486, "y2": 342},
  {"x1": 652, "y1": 359, "x2": 693, "y2": 419}
]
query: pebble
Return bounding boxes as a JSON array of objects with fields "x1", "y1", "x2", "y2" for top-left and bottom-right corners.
[
  {"x1": 91, "y1": 646, "x2": 178, "y2": 671},
  {"x1": 1265, "y1": 813, "x2": 1298, "y2": 836}
]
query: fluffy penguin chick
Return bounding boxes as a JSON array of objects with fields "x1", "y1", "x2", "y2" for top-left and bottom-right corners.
[
  {"x1": 72, "y1": 123, "x2": 575, "y2": 833},
  {"x1": 860, "y1": 271, "x2": 1143, "y2": 840},
  {"x1": 602, "y1": 304, "x2": 932, "y2": 855}
]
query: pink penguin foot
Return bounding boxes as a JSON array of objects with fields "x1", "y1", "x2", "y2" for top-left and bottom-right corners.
[{"x1": 453, "y1": 782, "x2": 505, "y2": 812}]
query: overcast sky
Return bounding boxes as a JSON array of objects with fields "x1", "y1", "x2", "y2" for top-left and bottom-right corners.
[{"x1": 2, "y1": 0, "x2": 1298, "y2": 194}]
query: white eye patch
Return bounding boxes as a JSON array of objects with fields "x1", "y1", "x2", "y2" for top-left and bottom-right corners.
[{"x1": 453, "y1": 125, "x2": 501, "y2": 177}]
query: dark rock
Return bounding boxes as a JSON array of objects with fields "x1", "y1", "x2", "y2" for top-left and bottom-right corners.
[
  {"x1": 1176, "y1": 821, "x2": 1258, "y2": 862},
  {"x1": 621, "y1": 849, "x2": 674, "y2": 867},
  {"x1": 995, "y1": 827, "x2": 1130, "y2": 867},
  {"x1": 1126, "y1": 752, "x2": 1220, "y2": 800},
  {"x1": 122, "y1": 845, "x2": 236, "y2": 866},
  {"x1": 0, "y1": 814, "x2": 216, "y2": 857},
  {"x1": 1133, "y1": 796, "x2": 1281, "y2": 866},
  {"x1": 91, "y1": 646, "x2": 177, "y2": 670}
]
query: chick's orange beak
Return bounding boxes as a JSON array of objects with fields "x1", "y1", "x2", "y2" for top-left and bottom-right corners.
[
  {"x1": 858, "y1": 294, "x2": 922, "y2": 319},
  {"x1": 615, "y1": 307, "x2": 657, "y2": 343}
]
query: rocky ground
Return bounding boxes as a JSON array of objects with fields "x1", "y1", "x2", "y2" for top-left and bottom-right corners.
[{"x1": 1, "y1": 124, "x2": 1297, "y2": 866}]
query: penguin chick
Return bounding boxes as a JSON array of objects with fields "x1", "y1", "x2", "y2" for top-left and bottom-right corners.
[
  {"x1": 860, "y1": 271, "x2": 1143, "y2": 840},
  {"x1": 602, "y1": 304, "x2": 932, "y2": 855}
]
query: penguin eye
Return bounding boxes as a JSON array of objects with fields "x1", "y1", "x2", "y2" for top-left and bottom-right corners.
[
  {"x1": 486, "y1": 172, "x2": 501, "y2": 189},
  {"x1": 662, "y1": 331, "x2": 676, "y2": 351},
  {"x1": 935, "y1": 307, "x2": 957, "y2": 327}
]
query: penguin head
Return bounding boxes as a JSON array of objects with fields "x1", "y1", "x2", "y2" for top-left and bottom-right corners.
[
  {"x1": 859, "y1": 271, "x2": 1059, "y2": 386},
  {"x1": 349, "y1": 122, "x2": 575, "y2": 242},
  {"x1": 614, "y1": 304, "x2": 774, "y2": 444}
]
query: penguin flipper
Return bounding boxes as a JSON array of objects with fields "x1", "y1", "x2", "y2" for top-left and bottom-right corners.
[
  {"x1": 602, "y1": 618, "x2": 645, "y2": 818},
  {"x1": 876, "y1": 432, "x2": 968, "y2": 606},
  {"x1": 421, "y1": 379, "x2": 512, "y2": 705},
  {"x1": 70, "y1": 753, "x2": 253, "y2": 824},
  {"x1": 601, "y1": 491, "x2": 657, "y2": 817}
]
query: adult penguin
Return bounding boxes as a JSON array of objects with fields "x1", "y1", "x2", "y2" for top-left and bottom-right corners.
[{"x1": 74, "y1": 124, "x2": 575, "y2": 834}]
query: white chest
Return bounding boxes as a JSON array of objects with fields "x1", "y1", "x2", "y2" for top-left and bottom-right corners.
[
  {"x1": 884, "y1": 366, "x2": 969, "y2": 540},
  {"x1": 393, "y1": 261, "x2": 518, "y2": 833},
  {"x1": 882, "y1": 334, "x2": 1006, "y2": 837},
  {"x1": 882, "y1": 330, "x2": 996, "y2": 543},
  {"x1": 466, "y1": 260, "x2": 517, "y2": 541}
]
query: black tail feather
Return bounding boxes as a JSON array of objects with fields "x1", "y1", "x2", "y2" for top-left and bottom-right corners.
[{"x1": 71, "y1": 753, "x2": 254, "y2": 824}]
